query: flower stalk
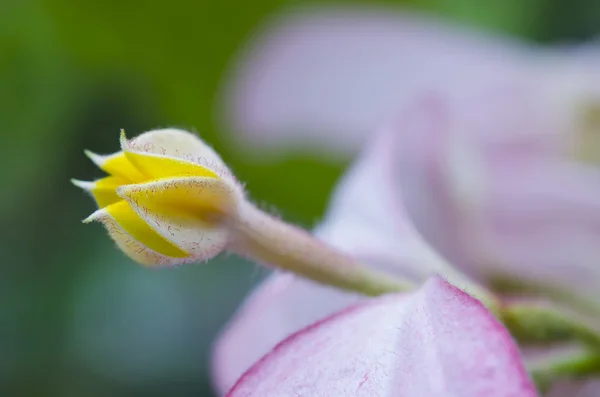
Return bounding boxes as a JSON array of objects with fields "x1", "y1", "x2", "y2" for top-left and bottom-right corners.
[
  {"x1": 528, "y1": 350, "x2": 600, "y2": 394},
  {"x1": 501, "y1": 300, "x2": 600, "y2": 351},
  {"x1": 227, "y1": 201, "x2": 414, "y2": 296}
]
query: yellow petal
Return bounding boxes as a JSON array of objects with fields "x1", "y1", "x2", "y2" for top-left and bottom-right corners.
[
  {"x1": 85, "y1": 200, "x2": 189, "y2": 262},
  {"x1": 117, "y1": 177, "x2": 236, "y2": 260},
  {"x1": 119, "y1": 131, "x2": 218, "y2": 181},
  {"x1": 72, "y1": 176, "x2": 128, "y2": 208},
  {"x1": 84, "y1": 150, "x2": 145, "y2": 182},
  {"x1": 126, "y1": 150, "x2": 219, "y2": 180}
]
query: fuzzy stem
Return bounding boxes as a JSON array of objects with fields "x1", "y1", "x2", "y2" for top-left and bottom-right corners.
[
  {"x1": 500, "y1": 300, "x2": 600, "y2": 350},
  {"x1": 228, "y1": 202, "x2": 413, "y2": 296},
  {"x1": 528, "y1": 350, "x2": 600, "y2": 394}
]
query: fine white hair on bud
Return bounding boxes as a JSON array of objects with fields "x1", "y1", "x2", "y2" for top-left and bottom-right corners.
[{"x1": 73, "y1": 128, "x2": 245, "y2": 266}]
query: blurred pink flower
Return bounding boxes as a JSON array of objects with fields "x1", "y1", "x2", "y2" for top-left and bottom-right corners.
[
  {"x1": 227, "y1": 277, "x2": 537, "y2": 397},
  {"x1": 219, "y1": 6, "x2": 599, "y2": 159},
  {"x1": 213, "y1": 97, "x2": 600, "y2": 396},
  {"x1": 213, "y1": 5, "x2": 600, "y2": 396},
  {"x1": 388, "y1": 93, "x2": 600, "y2": 316}
]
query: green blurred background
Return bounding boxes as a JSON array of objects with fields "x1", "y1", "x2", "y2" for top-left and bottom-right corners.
[{"x1": 1, "y1": 0, "x2": 599, "y2": 396}]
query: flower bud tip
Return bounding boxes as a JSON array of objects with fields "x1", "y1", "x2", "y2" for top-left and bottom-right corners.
[
  {"x1": 71, "y1": 179, "x2": 94, "y2": 190},
  {"x1": 82, "y1": 209, "x2": 103, "y2": 224},
  {"x1": 83, "y1": 149, "x2": 109, "y2": 168},
  {"x1": 119, "y1": 129, "x2": 128, "y2": 149}
]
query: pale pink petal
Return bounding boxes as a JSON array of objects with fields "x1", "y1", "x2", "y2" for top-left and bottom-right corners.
[
  {"x1": 211, "y1": 273, "x2": 367, "y2": 394},
  {"x1": 466, "y1": 161, "x2": 600, "y2": 310},
  {"x1": 315, "y1": 108, "x2": 458, "y2": 283},
  {"x1": 389, "y1": 92, "x2": 556, "y2": 278},
  {"x1": 227, "y1": 277, "x2": 536, "y2": 397},
  {"x1": 220, "y1": 6, "x2": 539, "y2": 157},
  {"x1": 385, "y1": 93, "x2": 600, "y2": 312}
]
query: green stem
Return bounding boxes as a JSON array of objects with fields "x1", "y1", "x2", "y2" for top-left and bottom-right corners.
[
  {"x1": 501, "y1": 300, "x2": 600, "y2": 350},
  {"x1": 528, "y1": 350, "x2": 600, "y2": 394},
  {"x1": 229, "y1": 202, "x2": 414, "y2": 296},
  {"x1": 492, "y1": 276, "x2": 600, "y2": 325}
]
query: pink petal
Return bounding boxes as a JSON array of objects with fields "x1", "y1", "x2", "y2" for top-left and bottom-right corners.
[
  {"x1": 315, "y1": 105, "x2": 453, "y2": 282},
  {"x1": 388, "y1": 92, "x2": 554, "y2": 278},
  {"x1": 227, "y1": 277, "x2": 536, "y2": 397},
  {"x1": 220, "y1": 6, "x2": 538, "y2": 157},
  {"x1": 469, "y1": 163, "x2": 600, "y2": 305},
  {"x1": 388, "y1": 93, "x2": 600, "y2": 310},
  {"x1": 211, "y1": 273, "x2": 368, "y2": 394}
]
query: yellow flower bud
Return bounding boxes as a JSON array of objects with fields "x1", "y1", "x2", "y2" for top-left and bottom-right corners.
[
  {"x1": 72, "y1": 129, "x2": 245, "y2": 266},
  {"x1": 74, "y1": 128, "x2": 413, "y2": 298}
]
